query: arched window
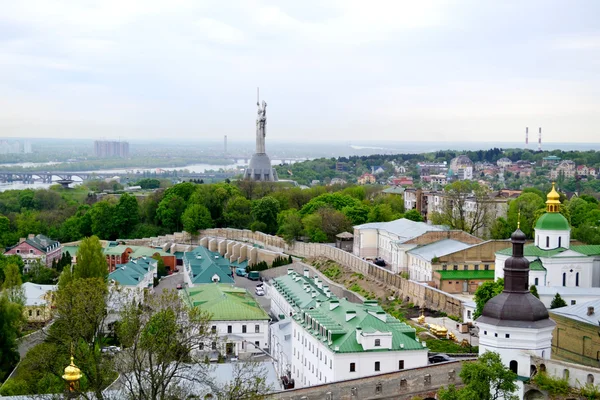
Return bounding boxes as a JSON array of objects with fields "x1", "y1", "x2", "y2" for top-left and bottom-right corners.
[
  {"x1": 588, "y1": 374, "x2": 594, "y2": 384},
  {"x1": 563, "y1": 273, "x2": 566, "y2": 287},
  {"x1": 530, "y1": 365, "x2": 537, "y2": 377},
  {"x1": 563, "y1": 369, "x2": 570, "y2": 380},
  {"x1": 558, "y1": 237, "x2": 562, "y2": 248},
  {"x1": 546, "y1": 236, "x2": 550, "y2": 248},
  {"x1": 510, "y1": 360, "x2": 518, "y2": 374},
  {"x1": 576, "y1": 273, "x2": 579, "y2": 287},
  {"x1": 540, "y1": 363, "x2": 546, "y2": 373},
  {"x1": 534, "y1": 278, "x2": 539, "y2": 285}
]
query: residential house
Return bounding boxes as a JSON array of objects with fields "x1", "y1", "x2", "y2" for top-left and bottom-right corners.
[
  {"x1": 550, "y1": 160, "x2": 576, "y2": 180},
  {"x1": 496, "y1": 158, "x2": 512, "y2": 168},
  {"x1": 390, "y1": 176, "x2": 413, "y2": 186},
  {"x1": 183, "y1": 284, "x2": 270, "y2": 358},
  {"x1": 371, "y1": 166, "x2": 385, "y2": 175},
  {"x1": 382, "y1": 186, "x2": 405, "y2": 196},
  {"x1": 577, "y1": 165, "x2": 596, "y2": 178},
  {"x1": 4, "y1": 234, "x2": 61, "y2": 271},
  {"x1": 22, "y1": 282, "x2": 56, "y2": 323},
  {"x1": 357, "y1": 173, "x2": 376, "y2": 185},
  {"x1": 329, "y1": 178, "x2": 347, "y2": 186},
  {"x1": 268, "y1": 269, "x2": 428, "y2": 389},
  {"x1": 108, "y1": 257, "x2": 157, "y2": 311},
  {"x1": 542, "y1": 155, "x2": 561, "y2": 166},
  {"x1": 448, "y1": 155, "x2": 473, "y2": 181}
]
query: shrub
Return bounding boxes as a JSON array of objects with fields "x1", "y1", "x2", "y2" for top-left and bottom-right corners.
[{"x1": 533, "y1": 372, "x2": 570, "y2": 396}]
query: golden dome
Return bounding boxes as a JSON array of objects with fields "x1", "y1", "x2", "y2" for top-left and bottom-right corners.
[
  {"x1": 546, "y1": 182, "x2": 561, "y2": 213},
  {"x1": 62, "y1": 356, "x2": 82, "y2": 382}
]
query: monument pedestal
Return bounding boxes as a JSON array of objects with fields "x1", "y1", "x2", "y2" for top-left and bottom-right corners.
[{"x1": 244, "y1": 153, "x2": 278, "y2": 181}]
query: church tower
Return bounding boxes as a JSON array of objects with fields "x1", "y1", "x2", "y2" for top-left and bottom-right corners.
[
  {"x1": 534, "y1": 183, "x2": 570, "y2": 250},
  {"x1": 477, "y1": 227, "x2": 556, "y2": 398}
]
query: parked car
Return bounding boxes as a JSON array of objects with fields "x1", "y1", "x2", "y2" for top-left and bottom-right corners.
[
  {"x1": 235, "y1": 267, "x2": 247, "y2": 277},
  {"x1": 248, "y1": 271, "x2": 260, "y2": 281},
  {"x1": 176, "y1": 283, "x2": 183, "y2": 290},
  {"x1": 428, "y1": 353, "x2": 451, "y2": 364},
  {"x1": 255, "y1": 287, "x2": 265, "y2": 296},
  {"x1": 101, "y1": 346, "x2": 121, "y2": 354}
]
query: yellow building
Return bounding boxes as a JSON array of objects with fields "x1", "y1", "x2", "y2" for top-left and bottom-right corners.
[{"x1": 23, "y1": 282, "x2": 56, "y2": 323}]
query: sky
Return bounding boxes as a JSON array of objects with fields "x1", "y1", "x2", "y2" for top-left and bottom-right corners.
[{"x1": 1, "y1": 0, "x2": 599, "y2": 143}]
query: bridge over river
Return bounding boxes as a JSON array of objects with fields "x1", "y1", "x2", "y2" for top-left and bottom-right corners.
[{"x1": 0, "y1": 170, "x2": 238, "y2": 184}]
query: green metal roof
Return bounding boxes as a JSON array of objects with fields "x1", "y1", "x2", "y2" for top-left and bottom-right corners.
[
  {"x1": 130, "y1": 246, "x2": 170, "y2": 258},
  {"x1": 104, "y1": 245, "x2": 131, "y2": 255},
  {"x1": 535, "y1": 212, "x2": 570, "y2": 231},
  {"x1": 108, "y1": 257, "x2": 156, "y2": 286},
  {"x1": 497, "y1": 244, "x2": 566, "y2": 257},
  {"x1": 273, "y1": 271, "x2": 425, "y2": 354},
  {"x1": 437, "y1": 270, "x2": 495, "y2": 280},
  {"x1": 570, "y1": 245, "x2": 600, "y2": 256},
  {"x1": 183, "y1": 246, "x2": 239, "y2": 284},
  {"x1": 529, "y1": 259, "x2": 546, "y2": 271},
  {"x1": 183, "y1": 284, "x2": 269, "y2": 321}
]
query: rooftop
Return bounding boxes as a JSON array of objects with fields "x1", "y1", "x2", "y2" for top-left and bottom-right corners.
[
  {"x1": 407, "y1": 239, "x2": 472, "y2": 262},
  {"x1": 108, "y1": 257, "x2": 156, "y2": 287},
  {"x1": 550, "y1": 299, "x2": 600, "y2": 325},
  {"x1": 183, "y1": 246, "x2": 248, "y2": 285},
  {"x1": 497, "y1": 244, "x2": 567, "y2": 258},
  {"x1": 272, "y1": 271, "x2": 425, "y2": 354},
  {"x1": 355, "y1": 218, "x2": 448, "y2": 243},
  {"x1": 183, "y1": 284, "x2": 269, "y2": 321},
  {"x1": 22, "y1": 282, "x2": 56, "y2": 306}
]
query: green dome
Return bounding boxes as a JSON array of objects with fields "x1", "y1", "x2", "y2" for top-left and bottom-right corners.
[{"x1": 535, "y1": 212, "x2": 570, "y2": 231}]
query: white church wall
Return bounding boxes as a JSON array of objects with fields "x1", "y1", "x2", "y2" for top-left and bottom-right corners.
[{"x1": 535, "y1": 228, "x2": 570, "y2": 250}]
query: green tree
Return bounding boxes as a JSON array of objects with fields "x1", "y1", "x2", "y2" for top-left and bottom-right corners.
[
  {"x1": 434, "y1": 180, "x2": 492, "y2": 235},
  {"x1": 223, "y1": 196, "x2": 253, "y2": 229},
  {"x1": 404, "y1": 209, "x2": 424, "y2": 222},
  {"x1": 0, "y1": 215, "x2": 10, "y2": 247},
  {"x1": 24, "y1": 260, "x2": 59, "y2": 285},
  {"x1": 152, "y1": 254, "x2": 167, "y2": 278},
  {"x1": 438, "y1": 351, "x2": 518, "y2": 400},
  {"x1": 135, "y1": 178, "x2": 161, "y2": 189},
  {"x1": 0, "y1": 295, "x2": 22, "y2": 382},
  {"x1": 3, "y1": 263, "x2": 24, "y2": 304},
  {"x1": 182, "y1": 203, "x2": 213, "y2": 234},
  {"x1": 341, "y1": 204, "x2": 370, "y2": 225},
  {"x1": 74, "y1": 236, "x2": 108, "y2": 280},
  {"x1": 474, "y1": 278, "x2": 504, "y2": 319},
  {"x1": 550, "y1": 293, "x2": 567, "y2": 309},
  {"x1": 89, "y1": 201, "x2": 117, "y2": 240},
  {"x1": 507, "y1": 193, "x2": 545, "y2": 239},
  {"x1": 251, "y1": 196, "x2": 281, "y2": 234},
  {"x1": 490, "y1": 217, "x2": 512, "y2": 239},
  {"x1": 367, "y1": 204, "x2": 396, "y2": 222},
  {"x1": 277, "y1": 210, "x2": 304, "y2": 244},
  {"x1": 156, "y1": 194, "x2": 186, "y2": 232},
  {"x1": 114, "y1": 193, "x2": 140, "y2": 238}
]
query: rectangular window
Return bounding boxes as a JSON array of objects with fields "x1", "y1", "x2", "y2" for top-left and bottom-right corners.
[
  {"x1": 199, "y1": 342, "x2": 204, "y2": 350},
  {"x1": 571, "y1": 300, "x2": 577, "y2": 305},
  {"x1": 375, "y1": 361, "x2": 380, "y2": 371},
  {"x1": 16, "y1": 249, "x2": 20, "y2": 254},
  {"x1": 255, "y1": 341, "x2": 260, "y2": 349},
  {"x1": 255, "y1": 325, "x2": 260, "y2": 333},
  {"x1": 474, "y1": 265, "x2": 479, "y2": 271},
  {"x1": 442, "y1": 265, "x2": 447, "y2": 271},
  {"x1": 505, "y1": 334, "x2": 510, "y2": 338},
  {"x1": 227, "y1": 325, "x2": 232, "y2": 334},
  {"x1": 242, "y1": 325, "x2": 247, "y2": 333},
  {"x1": 211, "y1": 325, "x2": 216, "y2": 333},
  {"x1": 375, "y1": 339, "x2": 381, "y2": 347},
  {"x1": 211, "y1": 342, "x2": 217, "y2": 350},
  {"x1": 350, "y1": 362, "x2": 356, "y2": 372},
  {"x1": 484, "y1": 264, "x2": 490, "y2": 270},
  {"x1": 399, "y1": 360, "x2": 404, "y2": 370},
  {"x1": 453, "y1": 265, "x2": 458, "y2": 271}
]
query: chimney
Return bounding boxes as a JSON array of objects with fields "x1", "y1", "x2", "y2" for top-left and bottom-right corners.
[
  {"x1": 303, "y1": 268, "x2": 310, "y2": 278},
  {"x1": 346, "y1": 310, "x2": 356, "y2": 322},
  {"x1": 355, "y1": 326, "x2": 363, "y2": 344},
  {"x1": 588, "y1": 306, "x2": 595, "y2": 316},
  {"x1": 19, "y1": 237, "x2": 26, "y2": 243},
  {"x1": 311, "y1": 290, "x2": 317, "y2": 298},
  {"x1": 329, "y1": 300, "x2": 339, "y2": 311},
  {"x1": 287, "y1": 268, "x2": 294, "y2": 275},
  {"x1": 28, "y1": 234, "x2": 34, "y2": 239}
]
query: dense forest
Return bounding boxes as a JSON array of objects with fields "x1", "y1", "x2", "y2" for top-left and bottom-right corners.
[{"x1": 0, "y1": 180, "x2": 414, "y2": 251}]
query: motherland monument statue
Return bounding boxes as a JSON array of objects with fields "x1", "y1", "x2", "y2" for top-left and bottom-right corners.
[{"x1": 244, "y1": 88, "x2": 278, "y2": 181}]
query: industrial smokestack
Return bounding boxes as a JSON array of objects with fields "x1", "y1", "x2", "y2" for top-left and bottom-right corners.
[
  {"x1": 525, "y1": 127, "x2": 528, "y2": 145},
  {"x1": 538, "y1": 127, "x2": 542, "y2": 151},
  {"x1": 224, "y1": 135, "x2": 228, "y2": 154}
]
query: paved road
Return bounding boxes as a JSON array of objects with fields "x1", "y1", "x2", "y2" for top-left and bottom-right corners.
[
  {"x1": 154, "y1": 272, "x2": 184, "y2": 295},
  {"x1": 232, "y1": 274, "x2": 272, "y2": 316}
]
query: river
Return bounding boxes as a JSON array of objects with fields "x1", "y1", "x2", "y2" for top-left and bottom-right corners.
[{"x1": 0, "y1": 160, "x2": 290, "y2": 192}]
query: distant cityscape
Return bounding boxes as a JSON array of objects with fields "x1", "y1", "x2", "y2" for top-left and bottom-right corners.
[
  {"x1": 93, "y1": 140, "x2": 130, "y2": 158},
  {"x1": 0, "y1": 139, "x2": 32, "y2": 155}
]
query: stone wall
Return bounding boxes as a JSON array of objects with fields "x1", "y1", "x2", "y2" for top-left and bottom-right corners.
[
  {"x1": 404, "y1": 230, "x2": 483, "y2": 246},
  {"x1": 119, "y1": 229, "x2": 465, "y2": 316},
  {"x1": 268, "y1": 360, "x2": 469, "y2": 400}
]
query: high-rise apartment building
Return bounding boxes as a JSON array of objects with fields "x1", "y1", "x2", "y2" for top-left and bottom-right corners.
[{"x1": 93, "y1": 140, "x2": 129, "y2": 158}]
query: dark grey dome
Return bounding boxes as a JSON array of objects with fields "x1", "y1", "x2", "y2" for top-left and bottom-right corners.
[{"x1": 481, "y1": 292, "x2": 549, "y2": 322}]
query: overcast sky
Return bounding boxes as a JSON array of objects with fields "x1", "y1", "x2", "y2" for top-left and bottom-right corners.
[{"x1": 1, "y1": 1, "x2": 599, "y2": 143}]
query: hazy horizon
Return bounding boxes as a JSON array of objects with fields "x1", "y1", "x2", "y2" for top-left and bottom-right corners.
[{"x1": 1, "y1": 1, "x2": 600, "y2": 143}]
